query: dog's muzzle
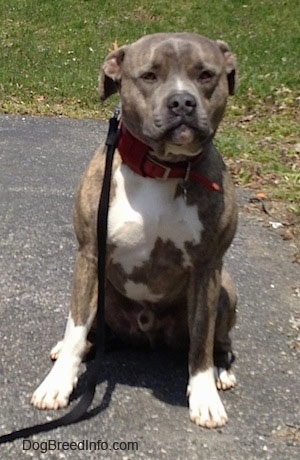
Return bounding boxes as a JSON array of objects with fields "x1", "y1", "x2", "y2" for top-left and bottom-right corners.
[{"x1": 162, "y1": 91, "x2": 212, "y2": 145}]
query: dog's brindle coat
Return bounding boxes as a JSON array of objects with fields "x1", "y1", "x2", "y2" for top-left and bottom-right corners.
[{"x1": 32, "y1": 33, "x2": 238, "y2": 428}]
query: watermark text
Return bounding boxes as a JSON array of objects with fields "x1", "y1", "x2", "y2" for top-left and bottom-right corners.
[{"x1": 23, "y1": 438, "x2": 139, "y2": 454}]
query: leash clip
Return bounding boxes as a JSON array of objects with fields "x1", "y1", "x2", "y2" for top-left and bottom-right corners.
[{"x1": 105, "y1": 105, "x2": 121, "y2": 149}]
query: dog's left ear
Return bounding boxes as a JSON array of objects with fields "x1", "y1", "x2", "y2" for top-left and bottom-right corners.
[
  {"x1": 216, "y1": 40, "x2": 237, "y2": 95},
  {"x1": 99, "y1": 46, "x2": 128, "y2": 100}
]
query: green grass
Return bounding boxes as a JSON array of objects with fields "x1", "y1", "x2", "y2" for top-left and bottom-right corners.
[{"x1": 1, "y1": 0, "x2": 299, "y2": 210}]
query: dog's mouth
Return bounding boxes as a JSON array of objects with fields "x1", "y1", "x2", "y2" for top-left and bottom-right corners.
[
  {"x1": 168, "y1": 123, "x2": 196, "y2": 145},
  {"x1": 163, "y1": 116, "x2": 213, "y2": 145},
  {"x1": 138, "y1": 115, "x2": 214, "y2": 161},
  {"x1": 152, "y1": 118, "x2": 213, "y2": 162}
]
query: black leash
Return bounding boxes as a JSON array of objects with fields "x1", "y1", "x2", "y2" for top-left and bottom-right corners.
[{"x1": 0, "y1": 108, "x2": 120, "y2": 445}]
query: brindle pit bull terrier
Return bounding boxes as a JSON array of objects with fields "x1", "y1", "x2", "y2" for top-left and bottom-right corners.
[{"x1": 32, "y1": 33, "x2": 238, "y2": 428}]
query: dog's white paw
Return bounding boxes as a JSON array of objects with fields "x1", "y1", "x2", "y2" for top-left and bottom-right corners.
[
  {"x1": 214, "y1": 367, "x2": 236, "y2": 390},
  {"x1": 31, "y1": 358, "x2": 79, "y2": 410},
  {"x1": 187, "y1": 368, "x2": 228, "y2": 428},
  {"x1": 50, "y1": 340, "x2": 63, "y2": 361}
]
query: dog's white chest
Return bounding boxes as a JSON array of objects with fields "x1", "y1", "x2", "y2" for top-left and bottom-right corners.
[{"x1": 108, "y1": 164, "x2": 203, "y2": 274}]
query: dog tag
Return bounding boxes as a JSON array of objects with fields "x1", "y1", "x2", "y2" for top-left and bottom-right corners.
[
  {"x1": 181, "y1": 181, "x2": 190, "y2": 202},
  {"x1": 180, "y1": 161, "x2": 192, "y2": 202}
]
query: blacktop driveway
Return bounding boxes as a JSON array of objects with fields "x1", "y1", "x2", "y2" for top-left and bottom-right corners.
[{"x1": 0, "y1": 115, "x2": 299, "y2": 459}]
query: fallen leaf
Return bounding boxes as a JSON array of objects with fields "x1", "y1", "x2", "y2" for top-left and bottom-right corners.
[{"x1": 256, "y1": 192, "x2": 268, "y2": 200}]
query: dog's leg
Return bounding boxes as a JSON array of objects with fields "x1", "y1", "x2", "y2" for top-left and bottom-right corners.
[
  {"x1": 214, "y1": 270, "x2": 237, "y2": 390},
  {"x1": 31, "y1": 250, "x2": 97, "y2": 409},
  {"x1": 187, "y1": 268, "x2": 228, "y2": 428}
]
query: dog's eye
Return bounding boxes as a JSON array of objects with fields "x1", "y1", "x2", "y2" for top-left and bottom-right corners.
[
  {"x1": 141, "y1": 72, "x2": 157, "y2": 82},
  {"x1": 198, "y1": 70, "x2": 215, "y2": 82}
]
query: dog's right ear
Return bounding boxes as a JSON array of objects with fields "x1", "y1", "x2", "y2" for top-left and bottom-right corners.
[{"x1": 99, "y1": 46, "x2": 127, "y2": 101}]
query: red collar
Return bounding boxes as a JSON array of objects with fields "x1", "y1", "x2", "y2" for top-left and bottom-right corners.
[{"x1": 117, "y1": 125, "x2": 221, "y2": 192}]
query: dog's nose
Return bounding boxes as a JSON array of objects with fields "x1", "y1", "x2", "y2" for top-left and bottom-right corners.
[{"x1": 167, "y1": 92, "x2": 197, "y2": 116}]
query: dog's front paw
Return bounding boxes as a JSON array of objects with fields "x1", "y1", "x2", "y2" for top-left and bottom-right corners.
[
  {"x1": 31, "y1": 359, "x2": 79, "y2": 410},
  {"x1": 187, "y1": 368, "x2": 228, "y2": 428}
]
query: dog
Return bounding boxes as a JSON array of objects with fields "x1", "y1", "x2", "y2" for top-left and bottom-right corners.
[{"x1": 31, "y1": 33, "x2": 238, "y2": 428}]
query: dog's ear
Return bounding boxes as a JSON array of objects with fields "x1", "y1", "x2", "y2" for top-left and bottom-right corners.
[
  {"x1": 216, "y1": 40, "x2": 237, "y2": 95},
  {"x1": 99, "y1": 46, "x2": 127, "y2": 100}
]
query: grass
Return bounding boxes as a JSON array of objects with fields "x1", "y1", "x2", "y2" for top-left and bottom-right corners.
[{"x1": 1, "y1": 0, "x2": 299, "y2": 211}]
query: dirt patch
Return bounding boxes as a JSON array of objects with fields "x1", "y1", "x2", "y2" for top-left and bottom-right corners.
[
  {"x1": 237, "y1": 189, "x2": 300, "y2": 255},
  {"x1": 272, "y1": 424, "x2": 300, "y2": 443},
  {"x1": 227, "y1": 149, "x2": 300, "y2": 263}
]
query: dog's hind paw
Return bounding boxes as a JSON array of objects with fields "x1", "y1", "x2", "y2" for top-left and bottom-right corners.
[
  {"x1": 50, "y1": 340, "x2": 63, "y2": 361},
  {"x1": 187, "y1": 368, "x2": 228, "y2": 428},
  {"x1": 214, "y1": 367, "x2": 236, "y2": 390}
]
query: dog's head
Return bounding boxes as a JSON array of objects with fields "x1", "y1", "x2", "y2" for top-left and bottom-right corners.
[{"x1": 99, "y1": 33, "x2": 236, "y2": 161}]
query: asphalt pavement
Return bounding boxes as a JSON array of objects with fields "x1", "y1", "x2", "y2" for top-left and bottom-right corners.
[{"x1": 0, "y1": 115, "x2": 299, "y2": 459}]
